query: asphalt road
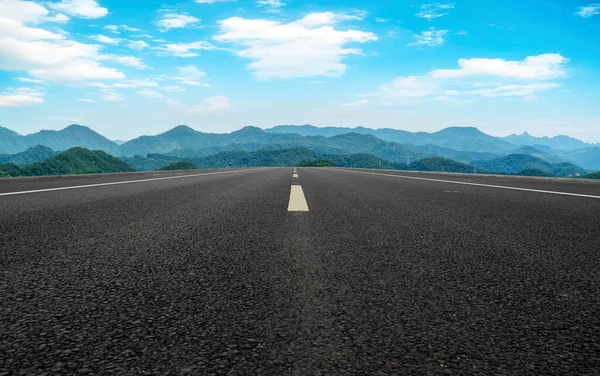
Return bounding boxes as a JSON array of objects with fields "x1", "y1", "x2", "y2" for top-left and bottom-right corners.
[{"x1": 1, "y1": 167, "x2": 599, "y2": 375}]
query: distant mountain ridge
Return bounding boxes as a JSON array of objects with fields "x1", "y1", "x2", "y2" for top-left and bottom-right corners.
[
  {"x1": 0, "y1": 125, "x2": 120, "y2": 156},
  {"x1": 1, "y1": 124, "x2": 600, "y2": 170},
  {"x1": 503, "y1": 132, "x2": 592, "y2": 150}
]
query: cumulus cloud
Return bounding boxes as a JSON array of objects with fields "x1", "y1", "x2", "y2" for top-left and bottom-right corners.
[
  {"x1": 0, "y1": 1, "x2": 125, "y2": 83},
  {"x1": 155, "y1": 41, "x2": 218, "y2": 57},
  {"x1": 0, "y1": 87, "x2": 45, "y2": 107},
  {"x1": 109, "y1": 55, "x2": 148, "y2": 69},
  {"x1": 575, "y1": 3, "x2": 600, "y2": 17},
  {"x1": 155, "y1": 13, "x2": 200, "y2": 31},
  {"x1": 101, "y1": 91, "x2": 124, "y2": 101},
  {"x1": 191, "y1": 96, "x2": 232, "y2": 113},
  {"x1": 90, "y1": 34, "x2": 119, "y2": 44},
  {"x1": 169, "y1": 65, "x2": 209, "y2": 86},
  {"x1": 429, "y1": 54, "x2": 570, "y2": 80},
  {"x1": 126, "y1": 40, "x2": 150, "y2": 50},
  {"x1": 77, "y1": 98, "x2": 95, "y2": 102},
  {"x1": 14, "y1": 77, "x2": 46, "y2": 84},
  {"x1": 256, "y1": 0, "x2": 285, "y2": 13},
  {"x1": 214, "y1": 13, "x2": 377, "y2": 79},
  {"x1": 0, "y1": 90, "x2": 44, "y2": 107},
  {"x1": 416, "y1": 3, "x2": 455, "y2": 19},
  {"x1": 48, "y1": 0, "x2": 108, "y2": 19},
  {"x1": 407, "y1": 27, "x2": 448, "y2": 47},
  {"x1": 365, "y1": 53, "x2": 569, "y2": 104}
]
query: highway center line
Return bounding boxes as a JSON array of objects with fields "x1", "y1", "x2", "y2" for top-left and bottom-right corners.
[
  {"x1": 293, "y1": 173, "x2": 299, "y2": 178},
  {"x1": 337, "y1": 169, "x2": 600, "y2": 200},
  {"x1": 0, "y1": 168, "x2": 264, "y2": 197},
  {"x1": 288, "y1": 185, "x2": 309, "y2": 212}
]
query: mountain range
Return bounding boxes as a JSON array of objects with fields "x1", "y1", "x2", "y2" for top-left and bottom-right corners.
[{"x1": 1, "y1": 124, "x2": 599, "y2": 171}]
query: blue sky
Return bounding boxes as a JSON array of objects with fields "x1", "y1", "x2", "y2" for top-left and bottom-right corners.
[{"x1": 1, "y1": 0, "x2": 599, "y2": 142}]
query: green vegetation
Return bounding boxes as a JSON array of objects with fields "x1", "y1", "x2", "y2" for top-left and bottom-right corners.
[
  {"x1": 159, "y1": 161, "x2": 198, "y2": 171},
  {"x1": 473, "y1": 154, "x2": 587, "y2": 177},
  {"x1": 295, "y1": 160, "x2": 337, "y2": 167},
  {"x1": 0, "y1": 147, "x2": 134, "y2": 177},
  {"x1": 584, "y1": 172, "x2": 600, "y2": 179},
  {"x1": 407, "y1": 157, "x2": 477, "y2": 173},
  {"x1": 0, "y1": 145, "x2": 56, "y2": 165}
]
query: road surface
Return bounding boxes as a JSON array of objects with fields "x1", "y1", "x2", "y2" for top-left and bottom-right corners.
[{"x1": 1, "y1": 167, "x2": 599, "y2": 375}]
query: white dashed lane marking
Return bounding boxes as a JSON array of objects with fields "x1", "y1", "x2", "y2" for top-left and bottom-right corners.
[{"x1": 288, "y1": 185, "x2": 309, "y2": 212}]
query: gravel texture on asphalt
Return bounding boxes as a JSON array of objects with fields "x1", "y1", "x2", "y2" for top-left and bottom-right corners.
[{"x1": 1, "y1": 167, "x2": 599, "y2": 375}]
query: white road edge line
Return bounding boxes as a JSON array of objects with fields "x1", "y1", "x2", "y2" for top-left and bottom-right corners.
[
  {"x1": 0, "y1": 168, "x2": 264, "y2": 197},
  {"x1": 288, "y1": 185, "x2": 309, "y2": 212},
  {"x1": 336, "y1": 169, "x2": 600, "y2": 200}
]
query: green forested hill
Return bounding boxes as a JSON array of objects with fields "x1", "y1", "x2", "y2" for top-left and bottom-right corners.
[
  {"x1": 159, "y1": 161, "x2": 198, "y2": 171},
  {"x1": 473, "y1": 154, "x2": 587, "y2": 177},
  {"x1": 0, "y1": 147, "x2": 134, "y2": 177},
  {"x1": 0, "y1": 145, "x2": 57, "y2": 165}
]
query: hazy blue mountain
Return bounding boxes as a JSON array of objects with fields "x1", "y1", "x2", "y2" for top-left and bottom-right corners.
[
  {"x1": 22, "y1": 125, "x2": 121, "y2": 155},
  {"x1": 503, "y1": 132, "x2": 592, "y2": 150},
  {"x1": 473, "y1": 154, "x2": 587, "y2": 177},
  {"x1": 0, "y1": 126, "x2": 27, "y2": 154},
  {"x1": 0, "y1": 145, "x2": 57, "y2": 165},
  {"x1": 267, "y1": 125, "x2": 515, "y2": 153},
  {"x1": 556, "y1": 147, "x2": 600, "y2": 171},
  {"x1": 121, "y1": 125, "x2": 228, "y2": 156},
  {"x1": 510, "y1": 145, "x2": 572, "y2": 164},
  {"x1": 113, "y1": 140, "x2": 127, "y2": 145}
]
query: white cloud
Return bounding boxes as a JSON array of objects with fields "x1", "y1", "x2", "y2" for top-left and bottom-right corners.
[
  {"x1": 416, "y1": 3, "x2": 455, "y2": 19},
  {"x1": 49, "y1": 0, "x2": 108, "y2": 19},
  {"x1": 0, "y1": 87, "x2": 44, "y2": 107},
  {"x1": 14, "y1": 77, "x2": 46, "y2": 84},
  {"x1": 2, "y1": 0, "x2": 48, "y2": 22},
  {"x1": 137, "y1": 89, "x2": 164, "y2": 98},
  {"x1": 372, "y1": 76, "x2": 439, "y2": 99},
  {"x1": 87, "y1": 79, "x2": 158, "y2": 89},
  {"x1": 137, "y1": 89, "x2": 179, "y2": 105},
  {"x1": 293, "y1": 11, "x2": 367, "y2": 27},
  {"x1": 429, "y1": 54, "x2": 570, "y2": 80},
  {"x1": 340, "y1": 99, "x2": 369, "y2": 108},
  {"x1": 45, "y1": 13, "x2": 70, "y2": 23},
  {"x1": 214, "y1": 14, "x2": 377, "y2": 79},
  {"x1": 468, "y1": 83, "x2": 561, "y2": 97},
  {"x1": 90, "y1": 34, "x2": 119, "y2": 44},
  {"x1": 171, "y1": 65, "x2": 208, "y2": 85},
  {"x1": 191, "y1": 95, "x2": 232, "y2": 113},
  {"x1": 407, "y1": 27, "x2": 448, "y2": 47},
  {"x1": 575, "y1": 3, "x2": 600, "y2": 17},
  {"x1": 256, "y1": 0, "x2": 285, "y2": 13},
  {"x1": 110, "y1": 55, "x2": 148, "y2": 69},
  {"x1": 126, "y1": 40, "x2": 150, "y2": 50},
  {"x1": 0, "y1": 17, "x2": 65, "y2": 41},
  {"x1": 163, "y1": 85, "x2": 186, "y2": 92},
  {"x1": 120, "y1": 24, "x2": 139, "y2": 31},
  {"x1": 0, "y1": 5, "x2": 126, "y2": 83},
  {"x1": 101, "y1": 92, "x2": 124, "y2": 101},
  {"x1": 375, "y1": 18, "x2": 389, "y2": 23},
  {"x1": 155, "y1": 41, "x2": 217, "y2": 57},
  {"x1": 155, "y1": 13, "x2": 200, "y2": 31},
  {"x1": 104, "y1": 24, "x2": 119, "y2": 33},
  {"x1": 366, "y1": 54, "x2": 569, "y2": 104},
  {"x1": 77, "y1": 98, "x2": 95, "y2": 102}
]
